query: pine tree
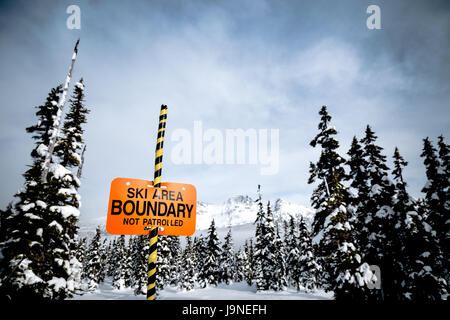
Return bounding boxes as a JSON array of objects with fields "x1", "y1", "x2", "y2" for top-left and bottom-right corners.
[
  {"x1": 359, "y1": 125, "x2": 397, "y2": 300},
  {"x1": 243, "y1": 240, "x2": 253, "y2": 286},
  {"x1": 124, "y1": 237, "x2": 134, "y2": 288},
  {"x1": 179, "y1": 237, "x2": 196, "y2": 291},
  {"x1": 85, "y1": 227, "x2": 103, "y2": 291},
  {"x1": 253, "y1": 186, "x2": 271, "y2": 291},
  {"x1": 390, "y1": 147, "x2": 413, "y2": 299},
  {"x1": 194, "y1": 235, "x2": 208, "y2": 287},
  {"x1": 98, "y1": 238, "x2": 109, "y2": 284},
  {"x1": 285, "y1": 216, "x2": 301, "y2": 289},
  {"x1": 436, "y1": 135, "x2": 450, "y2": 284},
  {"x1": 273, "y1": 224, "x2": 287, "y2": 291},
  {"x1": 234, "y1": 249, "x2": 246, "y2": 283},
  {"x1": 308, "y1": 106, "x2": 371, "y2": 300},
  {"x1": 297, "y1": 216, "x2": 319, "y2": 292},
  {"x1": 345, "y1": 136, "x2": 369, "y2": 246},
  {"x1": 133, "y1": 236, "x2": 149, "y2": 295},
  {"x1": 75, "y1": 237, "x2": 87, "y2": 282},
  {"x1": 254, "y1": 201, "x2": 278, "y2": 291},
  {"x1": 72, "y1": 237, "x2": 86, "y2": 293},
  {"x1": 106, "y1": 238, "x2": 117, "y2": 278},
  {"x1": 220, "y1": 229, "x2": 235, "y2": 285},
  {"x1": 389, "y1": 147, "x2": 446, "y2": 300},
  {"x1": 112, "y1": 235, "x2": 126, "y2": 290},
  {"x1": 156, "y1": 235, "x2": 171, "y2": 290},
  {"x1": 202, "y1": 219, "x2": 221, "y2": 287},
  {"x1": 44, "y1": 79, "x2": 90, "y2": 298},
  {"x1": 0, "y1": 86, "x2": 65, "y2": 300},
  {"x1": 418, "y1": 137, "x2": 448, "y2": 298},
  {"x1": 169, "y1": 236, "x2": 181, "y2": 287},
  {"x1": 423, "y1": 138, "x2": 449, "y2": 274},
  {"x1": 54, "y1": 79, "x2": 89, "y2": 169}
]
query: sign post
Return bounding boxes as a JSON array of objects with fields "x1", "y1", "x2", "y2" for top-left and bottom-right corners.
[
  {"x1": 106, "y1": 104, "x2": 196, "y2": 300},
  {"x1": 147, "y1": 104, "x2": 167, "y2": 300}
]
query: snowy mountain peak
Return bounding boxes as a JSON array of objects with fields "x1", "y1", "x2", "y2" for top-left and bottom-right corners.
[{"x1": 196, "y1": 195, "x2": 314, "y2": 230}]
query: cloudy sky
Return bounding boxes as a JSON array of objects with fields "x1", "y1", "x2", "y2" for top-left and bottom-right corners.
[{"x1": 0, "y1": 0, "x2": 449, "y2": 223}]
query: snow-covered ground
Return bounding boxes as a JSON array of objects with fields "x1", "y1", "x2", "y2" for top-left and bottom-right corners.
[{"x1": 71, "y1": 278, "x2": 333, "y2": 300}]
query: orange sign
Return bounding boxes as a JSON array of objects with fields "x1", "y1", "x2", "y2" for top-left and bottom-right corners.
[{"x1": 106, "y1": 178, "x2": 196, "y2": 236}]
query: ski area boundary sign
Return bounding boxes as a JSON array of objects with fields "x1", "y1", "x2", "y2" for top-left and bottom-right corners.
[{"x1": 106, "y1": 178, "x2": 196, "y2": 236}]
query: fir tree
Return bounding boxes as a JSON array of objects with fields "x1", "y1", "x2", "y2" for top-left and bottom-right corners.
[
  {"x1": 112, "y1": 235, "x2": 126, "y2": 290},
  {"x1": 234, "y1": 249, "x2": 246, "y2": 283},
  {"x1": 0, "y1": 86, "x2": 65, "y2": 300},
  {"x1": 254, "y1": 201, "x2": 278, "y2": 291},
  {"x1": 418, "y1": 137, "x2": 448, "y2": 298},
  {"x1": 106, "y1": 238, "x2": 117, "y2": 278},
  {"x1": 85, "y1": 227, "x2": 103, "y2": 291},
  {"x1": 202, "y1": 219, "x2": 221, "y2": 287},
  {"x1": 169, "y1": 236, "x2": 181, "y2": 287},
  {"x1": 54, "y1": 79, "x2": 89, "y2": 169},
  {"x1": 285, "y1": 216, "x2": 301, "y2": 289},
  {"x1": 345, "y1": 136, "x2": 369, "y2": 246},
  {"x1": 45, "y1": 79, "x2": 90, "y2": 298},
  {"x1": 243, "y1": 240, "x2": 253, "y2": 286},
  {"x1": 220, "y1": 229, "x2": 235, "y2": 285},
  {"x1": 359, "y1": 125, "x2": 397, "y2": 300},
  {"x1": 390, "y1": 147, "x2": 447, "y2": 300},
  {"x1": 308, "y1": 106, "x2": 371, "y2": 300},
  {"x1": 156, "y1": 235, "x2": 171, "y2": 290},
  {"x1": 124, "y1": 237, "x2": 134, "y2": 288},
  {"x1": 133, "y1": 236, "x2": 149, "y2": 295},
  {"x1": 436, "y1": 135, "x2": 450, "y2": 284},
  {"x1": 297, "y1": 216, "x2": 319, "y2": 292},
  {"x1": 194, "y1": 235, "x2": 208, "y2": 287},
  {"x1": 179, "y1": 237, "x2": 196, "y2": 291},
  {"x1": 274, "y1": 225, "x2": 288, "y2": 290}
]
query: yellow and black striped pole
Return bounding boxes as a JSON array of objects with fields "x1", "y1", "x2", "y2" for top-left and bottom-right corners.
[{"x1": 147, "y1": 104, "x2": 168, "y2": 300}]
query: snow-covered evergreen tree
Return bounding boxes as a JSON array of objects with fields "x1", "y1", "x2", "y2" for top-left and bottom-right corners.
[
  {"x1": 273, "y1": 225, "x2": 288, "y2": 291},
  {"x1": 85, "y1": 227, "x2": 103, "y2": 291},
  {"x1": 43, "y1": 79, "x2": 90, "y2": 298},
  {"x1": 308, "y1": 106, "x2": 371, "y2": 300},
  {"x1": 133, "y1": 236, "x2": 149, "y2": 295},
  {"x1": 358, "y1": 125, "x2": 397, "y2": 300},
  {"x1": 112, "y1": 235, "x2": 126, "y2": 290},
  {"x1": 254, "y1": 200, "x2": 278, "y2": 292},
  {"x1": 436, "y1": 135, "x2": 449, "y2": 285},
  {"x1": 233, "y1": 249, "x2": 246, "y2": 283},
  {"x1": 345, "y1": 136, "x2": 369, "y2": 246},
  {"x1": 243, "y1": 240, "x2": 253, "y2": 286},
  {"x1": 417, "y1": 137, "x2": 449, "y2": 299},
  {"x1": 220, "y1": 229, "x2": 235, "y2": 285},
  {"x1": 106, "y1": 238, "x2": 116, "y2": 278},
  {"x1": 179, "y1": 237, "x2": 196, "y2": 291},
  {"x1": 297, "y1": 216, "x2": 319, "y2": 292},
  {"x1": 202, "y1": 219, "x2": 221, "y2": 287},
  {"x1": 156, "y1": 235, "x2": 171, "y2": 290},
  {"x1": 0, "y1": 85, "x2": 66, "y2": 300},
  {"x1": 169, "y1": 236, "x2": 181, "y2": 287},
  {"x1": 124, "y1": 237, "x2": 134, "y2": 288},
  {"x1": 285, "y1": 216, "x2": 301, "y2": 289},
  {"x1": 194, "y1": 235, "x2": 208, "y2": 287},
  {"x1": 54, "y1": 79, "x2": 89, "y2": 169}
]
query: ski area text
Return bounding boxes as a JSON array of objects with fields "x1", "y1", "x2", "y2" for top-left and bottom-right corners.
[{"x1": 106, "y1": 178, "x2": 196, "y2": 236}]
